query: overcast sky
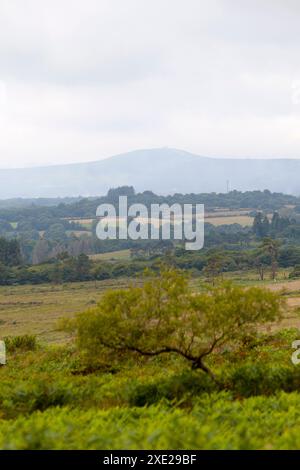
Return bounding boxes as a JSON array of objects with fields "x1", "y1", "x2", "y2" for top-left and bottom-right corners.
[{"x1": 0, "y1": 0, "x2": 300, "y2": 168}]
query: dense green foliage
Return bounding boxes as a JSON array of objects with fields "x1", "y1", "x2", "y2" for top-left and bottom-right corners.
[
  {"x1": 0, "y1": 238, "x2": 22, "y2": 266},
  {"x1": 3, "y1": 392, "x2": 300, "y2": 450},
  {"x1": 1, "y1": 327, "x2": 300, "y2": 449}
]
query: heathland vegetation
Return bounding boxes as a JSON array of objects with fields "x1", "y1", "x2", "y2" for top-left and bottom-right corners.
[{"x1": 2, "y1": 188, "x2": 300, "y2": 449}]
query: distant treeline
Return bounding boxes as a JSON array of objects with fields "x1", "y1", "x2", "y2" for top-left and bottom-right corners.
[
  {"x1": 1, "y1": 241, "x2": 300, "y2": 286},
  {"x1": 1, "y1": 187, "x2": 300, "y2": 269},
  {"x1": 0, "y1": 196, "x2": 83, "y2": 210},
  {"x1": 0, "y1": 186, "x2": 298, "y2": 222}
]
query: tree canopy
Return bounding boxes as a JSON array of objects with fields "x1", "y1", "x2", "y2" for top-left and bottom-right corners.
[{"x1": 70, "y1": 268, "x2": 283, "y2": 382}]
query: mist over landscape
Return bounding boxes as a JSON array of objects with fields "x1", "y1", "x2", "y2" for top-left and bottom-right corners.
[{"x1": 1, "y1": 147, "x2": 300, "y2": 198}]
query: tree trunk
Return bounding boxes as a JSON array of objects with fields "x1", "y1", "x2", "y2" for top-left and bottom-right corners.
[
  {"x1": 193, "y1": 358, "x2": 221, "y2": 387},
  {"x1": 258, "y1": 266, "x2": 264, "y2": 281},
  {"x1": 271, "y1": 260, "x2": 277, "y2": 280}
]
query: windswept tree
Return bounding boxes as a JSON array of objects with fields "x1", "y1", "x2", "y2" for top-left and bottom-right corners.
[
  {"x1": 254, "y1": 255, "x2": 266, "y2": 281},
  {"x1": 203, "y1": 252, "x2": 226, "y2": 285},
  {"x1": 261, "y1": 238, "x2": 280, "y2": 280},
  {"x1": 253, "y1": 246, "x2": 270, "y2": 281},
  {"x1": 68, "y1": 268, "x2": 283, "y2": 384}
]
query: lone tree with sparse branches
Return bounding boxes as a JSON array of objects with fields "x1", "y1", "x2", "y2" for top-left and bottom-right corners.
[{"x1": 69, "y1": 268, "x2": 283, "y2": 383}]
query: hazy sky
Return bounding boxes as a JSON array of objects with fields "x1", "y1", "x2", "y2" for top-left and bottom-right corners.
[{"x1": 1, "y1": 0, "x2": 300, "y2": 168}]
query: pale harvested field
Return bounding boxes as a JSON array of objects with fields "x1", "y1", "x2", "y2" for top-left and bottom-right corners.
[
  {"x1": 89, "y1": 249, "x2": 131, "y2": 261},
  {"x1": 267, "y1": 279, "x2": 300, "y2": 293},
  {"x1": 260, "y1": 279, "x2": 300, "y2": 331},
  {"x1": 69, "y1": 218, "x2": 94, "y2": 229},
  {"x1": 206, "y1": 215, "x2": 254, "y2": 226},
  {"x1": 205, "y1": 210, "x2": 251, "y2": 217}
]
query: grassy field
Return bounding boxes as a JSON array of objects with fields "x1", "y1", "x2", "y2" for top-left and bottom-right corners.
[
  {"x1": 1, "y1": 269, "x2": 300, "y2": 344},
  {"x1": 0, "y1": 279, "x2": 133, "y2": 343},
  {"x1": 89, "y1": 249, "x2": 131, "y2": 261}
]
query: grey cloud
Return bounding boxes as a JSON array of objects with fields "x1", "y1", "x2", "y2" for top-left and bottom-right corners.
[{"x1": 0, "y1": 0, "x2": 300, "y2": 167}]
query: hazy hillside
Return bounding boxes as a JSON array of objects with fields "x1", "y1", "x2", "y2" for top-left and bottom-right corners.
[{"x1": 1, "y1": 148, "x2": 300, "y2": 198}]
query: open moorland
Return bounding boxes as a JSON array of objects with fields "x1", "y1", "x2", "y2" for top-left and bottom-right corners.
[{"x1": 1, "y1": 189, "x2": 300, "y2": 449}]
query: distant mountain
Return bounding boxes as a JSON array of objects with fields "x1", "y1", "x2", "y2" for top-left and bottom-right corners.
[{"x1": 1, "y1": 148, "x2": 300, "y2": 198}]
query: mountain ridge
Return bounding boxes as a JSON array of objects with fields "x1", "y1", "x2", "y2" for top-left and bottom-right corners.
[{"x1": 1, "y1": 148, "x2": 300, "y2": 198}]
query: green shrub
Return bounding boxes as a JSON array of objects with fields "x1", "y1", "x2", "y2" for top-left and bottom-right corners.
[
  {"x1": 0, "y1": 377, "x2": 99, "y2": 418},
  {"x1": 5, "y1": 335, "x2": 37, "y2": 353},
  {"x1": 129, "y1": 383, "x2": 161, "y2": 407},
  {"x1": 128, "y1": 370, "x2": 216, "y2": 406},
  {"x1": 229, "y1": 363, "x2": 300, "y2": 397}
]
